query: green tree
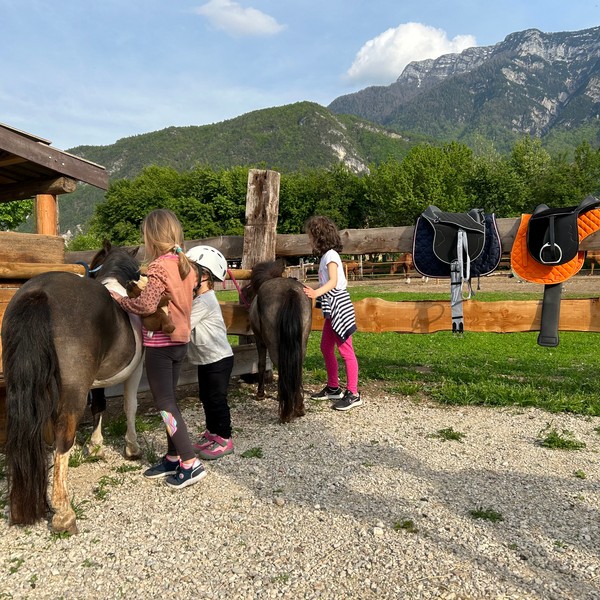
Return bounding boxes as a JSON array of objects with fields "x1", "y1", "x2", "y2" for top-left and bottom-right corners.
[{"x1": 0, "y1": 200, "x2": 33, "y2": 231}]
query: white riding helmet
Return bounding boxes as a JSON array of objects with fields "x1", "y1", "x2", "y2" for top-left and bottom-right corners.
[{"x1": 186, "y1": 245, "x2": 228, "y2": 281}]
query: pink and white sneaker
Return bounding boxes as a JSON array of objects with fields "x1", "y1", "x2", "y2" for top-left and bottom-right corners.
[
  {"x1": 197, "y1": 434, "x2": 234, "y2": 460},
  {"x1": 193, "y1": 430, "x2": 216, "y2": 451}
]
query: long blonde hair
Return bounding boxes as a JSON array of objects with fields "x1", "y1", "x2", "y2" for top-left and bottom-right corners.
[{"x1": 142, "y1": 209, "x2": 191, "y2": 280}]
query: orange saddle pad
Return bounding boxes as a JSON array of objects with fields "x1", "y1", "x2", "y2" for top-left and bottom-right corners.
[{"x1": 511, "y1": 208, "x2": 600, "y2": 284}]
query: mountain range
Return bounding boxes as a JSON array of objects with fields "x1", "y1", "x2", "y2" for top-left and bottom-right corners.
[
  {"x1": 57, "y1": 25, "x2": 600, "y2": 235},
  {"x1": 329, "y1": 26, "x2": 600, "y2": 153}
]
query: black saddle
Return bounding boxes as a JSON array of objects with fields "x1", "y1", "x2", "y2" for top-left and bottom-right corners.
[
  {"x1": 413, "y1": 205, "x2": 502, "y2": 333},
  {"x1": 523, "y1": 195, "x2": 600, "y2": 347},
  {"x1": 527, "y1": 195, "x2": 600, "y2": 266}
]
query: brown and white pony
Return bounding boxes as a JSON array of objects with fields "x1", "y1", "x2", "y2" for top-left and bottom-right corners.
[
  {"x1": 587, "y1": 250, "x2": 600, "y2": 275},
  {"x1": 2, "y1": 244, "x2": 143, "y2": 534},
  {"x1": 390, "y1": 252, "x2": 415, "y2": 283}
]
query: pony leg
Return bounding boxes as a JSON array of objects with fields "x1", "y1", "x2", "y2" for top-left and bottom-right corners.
[
  {"x1": 88, "y1": 388, "x2": 106, "y2": 458},
  {"x1": 256, "y1": 339, "x2": 267, "y2": 401},
  {"x1": 52, "y1": 437, "x2": 77, "y2": 534},
  {"x1": 51, "y1": 448, "x2": 78, "y2": 534},
  {"x1": 122, "y1": 360, "x2": 143, "y2": 459},
  {"x1": 51, "y1": 409, "x2": 82, "y2": 534}
]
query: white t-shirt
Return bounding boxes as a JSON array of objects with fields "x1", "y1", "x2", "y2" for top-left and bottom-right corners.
[
  {"x1": 319, "y1": 249, "x2": 347, "y2": 290},
  {"x1": 188, "y1": 290, "x2": 234, "y2": 366}
]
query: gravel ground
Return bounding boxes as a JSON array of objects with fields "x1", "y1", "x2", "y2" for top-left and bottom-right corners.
[
  {"x1": 1, "y1": 273, "x2": 599, "y2": 599},
  {"x1": 1, "y1": 379, "x2": 599, "y2": 600}
]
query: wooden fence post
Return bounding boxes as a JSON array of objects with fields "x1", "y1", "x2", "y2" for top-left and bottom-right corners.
[
  {"x1": 238, "y1": 169, "x2": 281, "y2": 380},
  {"x1": 35, "y1": 194, "x2": 58, "y2": 235},
  {"x1": 241, "y1": 169, "x2": 280, "y2": 267}
]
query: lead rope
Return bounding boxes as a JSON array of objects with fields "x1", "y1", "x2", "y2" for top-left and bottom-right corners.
[{"x1": 227, "y1": 268, "x2": 251, "y2": 309}]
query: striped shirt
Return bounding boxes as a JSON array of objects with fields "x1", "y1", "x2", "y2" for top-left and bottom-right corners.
[{"x1": 319, "y1": 288, "x2": 357, "y2": 341}]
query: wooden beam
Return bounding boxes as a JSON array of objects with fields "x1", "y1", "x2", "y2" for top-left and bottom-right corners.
[
  {"x1": 0, "y1": 231, "x2": 65, "y2": 263},
  {"x1": 0, "y1": 262, "x2": 86, "y2": 279},
  {"x1": 0, "y1": 125, "x2": 109, "y2": 189},
  {"x1": 0, "y1": 176, "x2": 77, "y2": 202},
  {"x1": 0, "y1": 155, "x2": 27, "y2": 168},
  {"x1": 220, "y1": 296, "x2": 600, "y2": 335},
  {"x1": 64, "y1": 219, "x2": 600, "y2": 265}
]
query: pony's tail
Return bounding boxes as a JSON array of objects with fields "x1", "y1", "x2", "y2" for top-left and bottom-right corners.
[
  {"x1": 3, "y1": 290, "x2": 60, "y2": 524},
  {"x1": 277, "y1": 288, "x2": 304, "y2": 423}
]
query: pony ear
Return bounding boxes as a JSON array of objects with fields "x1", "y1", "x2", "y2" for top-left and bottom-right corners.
[
  {"x1": 128, "y1": 246, "x2": 139, "y2": 258},
  {"x1": 102, "y1": 239, "x2": 112, "y2": 252}
]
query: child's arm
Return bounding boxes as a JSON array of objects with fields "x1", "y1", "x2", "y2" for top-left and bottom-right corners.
[
  {"x1": 303, "y1": 261, "x2": 338, "y2": 299},
  {"x1": 119, "y1": 264, "x2": 168, "y2": 316}
]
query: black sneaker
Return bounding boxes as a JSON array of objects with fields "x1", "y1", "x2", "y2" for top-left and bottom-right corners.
[
  {"x1": 332, "y1": 390, "x2": 363, "y2": 411},
  {"x1": 311, "y1": 385, "x2": 344, "y2": 400},
  {"x1": 143, "y1": 456, "x2": 180, "y2": 479},
  {"x1": 165, "y1": 461, "x2": 207, "y2": 489}
]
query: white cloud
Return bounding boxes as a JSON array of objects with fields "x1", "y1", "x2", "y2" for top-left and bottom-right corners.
[
  {"x1": 194, "y1": 0, "x2": 286, "y2": 37},
  {"x1": 346, "y1": 22, "x2": 477, "y2": 85}
]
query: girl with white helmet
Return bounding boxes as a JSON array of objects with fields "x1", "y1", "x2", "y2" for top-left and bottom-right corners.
[{"x1": 185, "y1": 245, "x2": 235, "y2": 460}]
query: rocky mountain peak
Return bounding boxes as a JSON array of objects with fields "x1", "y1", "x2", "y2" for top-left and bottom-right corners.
[{"x1": 328, "y1": 26, "x2": 600, "y2": 152}]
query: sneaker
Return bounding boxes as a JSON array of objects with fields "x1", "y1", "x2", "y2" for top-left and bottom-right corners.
[
  {"x1": 193, "y1": 430, "x2": 216, "y2": 451},
  {"x1": 165, "y1": 461, "x2": 207, "y2": 489},
  {"x1": 311, "y1": 385, "x2": 344, "y2": 400},
  {"x1": 143, "y1": 455, "x2": 180, "y2": 479},
  {"x1": 197, "y1": 435, "x2": 234, "y2": 460},
  {"x1": 332, "y1": 390, "x2": 363, "y2": 411}
]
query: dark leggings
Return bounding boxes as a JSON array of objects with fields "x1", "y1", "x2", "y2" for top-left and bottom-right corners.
[
  {"x1": 197, "y1": 355, "x2": 234, "y2": 439},
  {"x1": 145, "y1": 344, "x2": 195, "y2": 462}
]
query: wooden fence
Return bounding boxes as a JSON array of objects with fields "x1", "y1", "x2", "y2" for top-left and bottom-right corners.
[{"x1": 4, "y1": 169, "x2": 600, "y2": 396}]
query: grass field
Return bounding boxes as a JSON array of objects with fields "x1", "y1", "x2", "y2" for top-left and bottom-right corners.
[{"x1": 218, "y1": 282, "x2": 600, "y2": 417}]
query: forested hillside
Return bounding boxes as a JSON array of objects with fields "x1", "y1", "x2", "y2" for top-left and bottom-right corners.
[{"x1": 54, "y1": 102, "x2": 428, "y2": 235}]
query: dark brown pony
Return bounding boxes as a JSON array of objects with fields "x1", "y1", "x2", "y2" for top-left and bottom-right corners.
[
  {"x1": 2, "y1": 244, "x2": 143, "y2": 534},
  {"x1": 245, "y1": 260, "x2": 312, "y2": 423}
]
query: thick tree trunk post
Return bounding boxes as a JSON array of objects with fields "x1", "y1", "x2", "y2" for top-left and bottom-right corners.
[
  {"x1": 241, "y1": 169, "x2": 280, "y2": 268},
  {"x1": 240, "y1": 169, "x2": 280, "y2": 381},
  {"x1": 35, "y1": 194, "x2": 58, "y2": 235}
]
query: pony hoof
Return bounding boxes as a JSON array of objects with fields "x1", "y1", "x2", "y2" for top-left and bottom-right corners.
[
  {"x1": 255, "y1": 393, "x2": 266, "y2": 401},
  {"x1": 124, "y1": 445, "x2": 142, "y2": 460},
  {"x1": 84, "y1": 444, "x2": 105, "y2": 459},
  {"x1": 52, "y1": 513, "x2": 78, "y2": 535}
]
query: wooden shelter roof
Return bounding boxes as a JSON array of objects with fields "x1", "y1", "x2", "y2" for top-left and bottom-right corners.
[{"x1": 0, "y1": 123, "x2": 109, "y2": 204}]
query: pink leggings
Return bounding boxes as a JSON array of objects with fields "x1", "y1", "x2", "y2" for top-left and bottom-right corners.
[{"x1": 321, "y1": 319, "x2": 359, "y2": 394}]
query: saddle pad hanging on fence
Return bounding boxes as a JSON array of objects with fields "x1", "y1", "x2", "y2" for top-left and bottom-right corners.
[
  {"x1": 510, "y1": 196, "x2": 600, "y2": 347},
  {"x1": 412, "y1": 211, "x2": 502, "y2": 279},
  {"x1": 411, "y1": 206, "x2": 502, "y2": 334},
  {"x1": 511, "y1": 206, "x2": 600, "y2": 284}
]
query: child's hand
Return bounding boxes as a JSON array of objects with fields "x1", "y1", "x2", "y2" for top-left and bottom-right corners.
[{"x1": 303, "y1": 285, "x2": 317, "y2": 299}]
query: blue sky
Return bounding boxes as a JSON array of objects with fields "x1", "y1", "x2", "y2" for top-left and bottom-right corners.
[{"x1": 1, "y1": 0, "x2": 598, "y2": 150}]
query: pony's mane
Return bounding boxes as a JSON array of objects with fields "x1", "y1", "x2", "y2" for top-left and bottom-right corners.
[
  {"x1": 250, "y1": 259, "x2": 285, "y2": 293},
  {"x1": 90, "y1": 241, "x2": 140, "y2": 288}
]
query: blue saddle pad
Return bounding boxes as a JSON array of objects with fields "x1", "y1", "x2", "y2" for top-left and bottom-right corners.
[{"x1": 412, "y1": 212, "x2": 502, "y2": 278}]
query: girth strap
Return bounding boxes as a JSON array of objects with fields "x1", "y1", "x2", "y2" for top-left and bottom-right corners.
[{"x1": 450, "y1": 261, "x2": 464, "y2": 334}]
